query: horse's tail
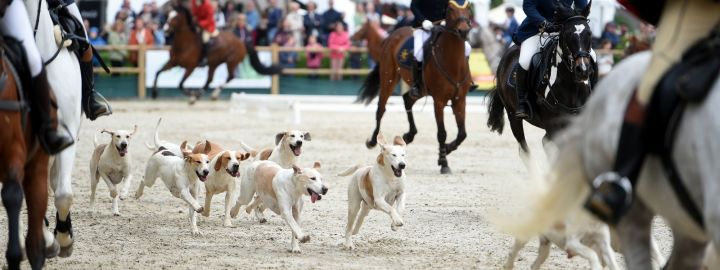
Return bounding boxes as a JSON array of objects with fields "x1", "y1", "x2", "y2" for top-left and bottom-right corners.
[
  {"x1": 490, "y1": 130, "x2": 589, "y2": 241},
  {"x1": 245, "y1": 41, "x2": 283, "y2": 75},
  {"x1": 356, "y1": 65, "x2": 381, "y2": 105},
  {"x1": 146, "y1": 118, "x2": 163, "y2": 151},
  {"x1": 486, "y1": 87, "x2": 505, "y2": 134}
]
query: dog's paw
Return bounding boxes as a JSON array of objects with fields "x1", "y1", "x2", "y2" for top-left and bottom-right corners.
[
  {"x1": 342, "y1": 242, "x2": 355, "y2": 250},
  {"x1": 201, "y1": 210, "x2": 210, "y2": 217},
  {"x1": 191, "y1": 230, "x2": 203, "y2": 236},
  {"x1": 289, "y1": 247, "x2": 303, "y2": 254},
  {"x1": 223, "y1": 221, "x2": 234, "y2": 228},
  {"x1": 113, "y1": 212, "x2": 121, "y2": 217},
  {"x1": 258, "y1": 218, "x2": 267, "y2": 224},
  {"x1": 298, "y1": 235, "x2": 310, "y2": 243},
  {"x1": 119, "y1": 195, "x2": 127, "y2": 200},
  {"x1": 195, "y1": 207, "x2": 204, "y2": 214},
  {"x1": 230, "y1": 207, "x2": 240, "y2": 218}
]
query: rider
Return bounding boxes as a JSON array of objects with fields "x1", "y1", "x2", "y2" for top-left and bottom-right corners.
[
  {"x1": 191, "y1": 0, "x2": 218, "y2": 66},
  {"x1": 409, "y1": 0, "x2": 476, "y2": 99},
  {"x1": 512, "y1": 0, "x2": 592, "y2": 119},
  {"x1": 586, "y1": 0, "x2": 720, "y2": 224},
  {"x1": 55, "y1": 0, "x2": 112, "y2": 120},
  {"x1": 0, "y1": 0, "x2": 74, "y2": 154}
]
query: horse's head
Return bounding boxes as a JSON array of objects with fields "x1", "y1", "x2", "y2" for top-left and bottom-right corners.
[
  {"x1": 445, "y1": 0, "x2": 473, "y2": 38},
  {"x1": 555, "y1": 0, "x2": 593, "y2": 83},
  {"x1": 164, "y1": 1, "x2": 193, "y2": 36},
  {"x1": 350, "y1": 21, "x2": 369, "y2": 42}
]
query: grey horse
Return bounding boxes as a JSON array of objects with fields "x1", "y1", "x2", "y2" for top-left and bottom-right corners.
[{"x1": 501, "y1": 51, "x2": 720, "y2": 269}]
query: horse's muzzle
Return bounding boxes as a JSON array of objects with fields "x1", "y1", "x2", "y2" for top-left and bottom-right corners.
[{"x1": 574, "y1": 57, "x2": 592, "y2": 82}]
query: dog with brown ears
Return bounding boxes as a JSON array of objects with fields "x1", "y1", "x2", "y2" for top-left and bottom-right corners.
[
  {"x1": 89, "y1": 126, "x2": 138, "y2": 216},
  {"x1": 240, "y1": 130, "x2": 311, "y2": 168},
  {"x1": 338, "y1": 134, "x2": 407, "y2": 250}
]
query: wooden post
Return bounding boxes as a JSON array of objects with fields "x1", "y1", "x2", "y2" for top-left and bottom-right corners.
[
  {"x1": 271, "y1": 43, "x2": 280, "y2": 95},
  {"x1": 137, "y1": 44, "x2": 147, "y2": 99}
]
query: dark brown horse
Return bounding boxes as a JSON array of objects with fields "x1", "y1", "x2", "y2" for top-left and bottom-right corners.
[
  {"x1": 0, "y1": 43, "x2": 58, "y2": 269},
  {"x1": 358, "y1": 1, "x2": 473, "y2": 174},
  {"x1": 350, "y1": 20, "x2": 384, "y2": 62},
  {"x1": 486, "y1": 3, "x2": 595, "y2": 159},
  {"x1": 153, "y1": 2, "x2": 281, "y2": 102}
]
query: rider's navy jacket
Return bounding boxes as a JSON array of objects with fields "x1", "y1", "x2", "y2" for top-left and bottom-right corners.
[
  {"x1": 411, "y1": 0, "x2": 449, "y2": 27},
  {"x1": 514, "y1": 0, "x2": 588, "y2": 44}
]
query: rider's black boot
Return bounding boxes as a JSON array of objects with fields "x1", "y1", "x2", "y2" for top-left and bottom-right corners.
[
  {"x1": 514, "y1": 68, "x2": 530, "y2": 119},
  {"x1": 199, "y1": 42, "x2": 209, "y2": 67},
  {"x1": 30, "y1": 70, "x2": 74, "y2": 155},
  {"x1": 409, "y1": 60, "x2": 423, "y2": 98},
  {"x1": 585, "y1": 97, "x2": 646, "y2": 224},
  {"x1": 79, "y1": 49, "x2": 112, "y2": 120}
]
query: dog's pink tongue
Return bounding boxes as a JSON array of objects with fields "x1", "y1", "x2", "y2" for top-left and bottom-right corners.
[
  {"x1": 311, "y1": 193, "x2": 319, "y2": 203},
  {"x1": 293, "y1": 147, "x2": 302, "y2": 156}
]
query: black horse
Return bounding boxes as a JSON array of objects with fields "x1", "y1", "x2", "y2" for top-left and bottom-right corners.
[{"x1": 487, "y1": 2, "x2": 596, "y2": 156}]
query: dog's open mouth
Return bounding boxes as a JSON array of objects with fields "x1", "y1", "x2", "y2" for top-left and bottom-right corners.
[
  {"x1": 196, "y1": 171, "x2": 208, "y2": 182},
  {"x1": 290, "y1": 144, "x2": 302, "y2": 156},
  {"x1": 116, "y1": 146, "x2": 128, "y2": 157},
  {"x1": 307, "y1": 188, "x2": 322, "y2": 203},
  {"x1": 391, "y1": 166, "x2": 403, "y2": 177},
  {"x1": 226, "y1": 168, "x2": 240, "y2": 177}
]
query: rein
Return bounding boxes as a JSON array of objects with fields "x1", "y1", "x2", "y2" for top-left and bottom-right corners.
[{"x1": 429, "y1": 27, "x2": 470, "y2": 98}]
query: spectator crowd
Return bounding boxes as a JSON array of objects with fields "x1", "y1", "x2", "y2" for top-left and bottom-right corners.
[{"x1": 88, "y1": 0, "x2": 409, "y2": 80}]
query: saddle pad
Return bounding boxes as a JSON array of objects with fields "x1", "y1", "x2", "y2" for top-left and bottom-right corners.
[{"x1": 397, "y1": 36, "x2": 414, "y2": 69}]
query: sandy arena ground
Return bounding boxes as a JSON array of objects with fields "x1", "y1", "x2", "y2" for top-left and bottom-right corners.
[{"x1": 0, "y1": 98, "x2": 673, "y2": 269}]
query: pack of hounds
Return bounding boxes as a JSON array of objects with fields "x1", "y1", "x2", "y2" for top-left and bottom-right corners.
[
  {"x1": 89, "y1": 118, "x2": 666, "y2": 268},
  {"x1": 90, "y1": 118, "x2": 407, "y2": 254}
]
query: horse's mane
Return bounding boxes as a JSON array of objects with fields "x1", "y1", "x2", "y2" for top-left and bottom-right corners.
[{"x1": 173, "y1": 4, "x2": 196, "y2": 32}]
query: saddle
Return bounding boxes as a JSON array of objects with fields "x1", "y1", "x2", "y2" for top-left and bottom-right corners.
[
  {"x1": 639, "y1": 24, "x2": 720, "y2": 228},
  {"x1": 508, "y1": 37, "x2": 559, "y2": 98},
  {"x1": 0, "y1": 36, "x2": 31, "y2": 117},
  {"x1": 47, "y1": 0, "x2": 88, "y2": 54}
]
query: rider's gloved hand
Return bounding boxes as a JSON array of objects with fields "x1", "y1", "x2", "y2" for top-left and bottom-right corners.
[
  {"x1": 542, "y1": 21, "x2": 561, "y2": 33},
  {"x1": 422, "y1": 20, "x2": 433, "y2": 31}
]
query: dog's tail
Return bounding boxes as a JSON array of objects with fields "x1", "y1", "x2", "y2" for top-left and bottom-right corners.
[
  {"x1": 337, "y1": 165, "x2": 363, "y2": 177},
  {"x1": 489, "y1": 130, "x2": 589, "y2": 241},
  {"x1": 93, "y1": 132, "x2": 99, "y2": 148},
  {"x1": 145, "y1": 118, "x2": 163, "y2": 151},
  {"x1": 239, "y1": 141, "x2": 259, "y2": 157}
]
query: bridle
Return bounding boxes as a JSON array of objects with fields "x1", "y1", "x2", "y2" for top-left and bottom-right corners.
[
  {"x1": 557, "y1": 16, "x2": 592, "y2": 74},
  {"x1": 426, "y1": 7, "x2": 473, "y2": 98}
]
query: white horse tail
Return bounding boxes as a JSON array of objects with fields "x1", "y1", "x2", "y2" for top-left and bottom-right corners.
[
  {"x1": 492, "y1": 131, "x2": 590, "y2": 241},
  {"x1": 337, "y1": 165, "x2": 363, "y2": 177}
]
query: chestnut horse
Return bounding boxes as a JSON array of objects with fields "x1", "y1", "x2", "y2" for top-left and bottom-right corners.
[
  {"x1": 153, "y1": 3, "x2": 282, "y2": 102},
  {"x1": 0, "y1": 41, "x2": 58, "y2": 269},
  {"x1": 350, "y1": 20, "x2": 384, "y2": 62},
  {"x1": 358, "y1": 1, "x2": 473, "y2": 174}
]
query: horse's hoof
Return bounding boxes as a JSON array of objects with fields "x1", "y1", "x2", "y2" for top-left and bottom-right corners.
[
  {"x1": 44, "y1": 240, "x2": 60, "y2": 259},
  {"x1": 365, "y1": 139, "x2": 377, "y2": 149},
  {"x1": 210, "y1": 88, "x2": 221, "y2": 101},
  {"x1": 58, "y1": 244, "x2": 73, "y2": 258},
  {"x1": 440, "y1": 166, "x2": 452, "y2": 174},
  {"x1": 188, "y1": 95, "x2": 197, "y2": 105},
  {"x1": 151, "y1": 91, "x2": 158, "y2": 99},
  {"x1": 402, "y1": 133, "x2": 415, "y2": 144}
]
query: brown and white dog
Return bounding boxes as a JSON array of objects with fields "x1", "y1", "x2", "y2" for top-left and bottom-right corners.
[
  {"x1": 240, "y1": 130, "x2": 311, "y2": 168},
  {"x1": 89, "y1": 126, "x2": 137, "y2": 216},
  {"x1": 135, "y1": 141, "x2": 212, "y2": 235},
  {"x1": 232, "y1": 160, "x2": 328, "y2": 253},
  {"x1": 191, "y1": 141, "x2": 250, "y2": 227},
  {"x1": 338, "y1": 134, "x2": 407, "y2": 250}
]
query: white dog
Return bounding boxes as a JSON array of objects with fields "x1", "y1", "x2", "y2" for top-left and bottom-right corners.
[
  {"x1": 338, "y1": 134, "x2": 407, "y2": 250},
  {"x1": 135, "y1": 141, "x2": 212, "y2": 235},
  {"x1": 233, "y1": 160, "x2": 328, "y2": 253},
  {"x1": 89, "y1": 126, "x2": 137, "y2": 216},
  {"x1": 191, "y1": 141, "x2": 250, "y2": 227},
  {"x1": 240, "y1": 130, "x2": 311, "y2": 168}
]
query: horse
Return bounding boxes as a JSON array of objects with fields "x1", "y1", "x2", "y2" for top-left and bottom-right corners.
[
  {"x1": 350, "y1": 20, "x2": 384, "y2": 62},
  {"x1": 0, "y1": 37, "x2": 60, "y2": 270},
  {"x1": 153, "y1": 3, "x2": 282, "y2": 103},
  {"x1": 486, "y1": 3, "x2": 595, "y2": 163},
  {"x1": 357, "y1": 1, "x2": 473, "y2": 174},
  {"x1": 499, "y1": 48, "x2": 720, "y2": 269},
  {"x1": 26, "y1": 0, "x2": 84, "y2": 258}
]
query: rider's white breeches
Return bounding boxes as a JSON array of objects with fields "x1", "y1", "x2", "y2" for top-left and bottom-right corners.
[
  {"x1": 518, "y1": 33, "x2": 596, "y2": 71},
  {"x1": 0, "y1": 0, "x2": 42, "y2": 76},
  {"x1": 65, "y1": 2, "x2": 88, "y2": 40},
  {"x1": 413, "y1": 28, "x2": 471, "y2": 62}
]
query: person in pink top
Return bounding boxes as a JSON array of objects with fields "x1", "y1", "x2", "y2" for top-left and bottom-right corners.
[
  {"x1": 328, "y1": 22, "x2": 350, "y2": 81},
  {"x1": 305, "y1": 34, "x2": 324, "y2": 79}
]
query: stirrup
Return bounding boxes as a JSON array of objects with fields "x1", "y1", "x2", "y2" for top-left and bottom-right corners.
[{"x1": 585, "y1": 172, "x2": 633, "y2": 224}]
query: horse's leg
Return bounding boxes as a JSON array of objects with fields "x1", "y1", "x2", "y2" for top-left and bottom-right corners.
[
  {"x1": 178, "y1": 68, "x2": 194, "y2": 97},
  {"x1": 615, "y1": 199, "x2": 655, "y2": 269},
  {"x1": 3, "y1": 167, "x2": 24, "y2": 269},
  {"x1": 433, "y1": 98, "x2": 451, "y2": 174},
  {"x1": 366, "y1": 73, "x2": 397, "y2": 149},
  {"x1": 445, "y1": 97, "x2": 467, "y2": 155},
  {"x1": 201, "y1": 65, "x2": 218, "y2": 98},
  {"x1": 212, "y1": 62, "x2": 238, "y2": 101},
  {"x1": 152, "y1": 61, "x2": 175, "y2": 99},
  {"x1": 401, "y1": 94, "x2": 418, "y2": 144},
  {"x1": 507, "y1": 113, "x2": 534, "y2": 171},
  {"x1": 24, "y1": 153, "x2": 55, "y2": 268},
  {"x1": 50, "y1": 145, "x2": 77, "y2": 258}
]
